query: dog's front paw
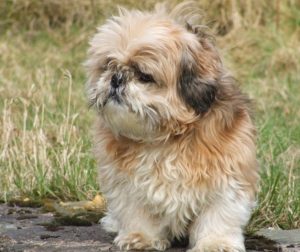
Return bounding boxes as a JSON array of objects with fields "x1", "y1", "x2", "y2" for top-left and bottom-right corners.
[
  {"x1": 114, "y1": 232, "x2": 170, "y2": 251},
  {"x1": 188, "y1": 248, "x2": 243, "y2": 252},
  {"x1": 187, "y1": 241, "x2": 245, "y2": 252},
  {"x1": 100, "y1": 215, "x2": 119, "y2": 233},
  {"x1": 151, "y1": 239, "x2": 171, "y2": 251}
]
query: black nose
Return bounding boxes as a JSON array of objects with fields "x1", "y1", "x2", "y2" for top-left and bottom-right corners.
[{"x1": 111, "y1": 73, "x2": 124, "y2": 89}]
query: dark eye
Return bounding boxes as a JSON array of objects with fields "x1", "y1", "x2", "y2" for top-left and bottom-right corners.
[{"x1": 139, "y1": 72, "x2": 154, "y2": 83}]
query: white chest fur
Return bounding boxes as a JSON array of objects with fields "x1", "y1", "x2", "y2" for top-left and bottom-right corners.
[{"x1": 99, "y1": 146, "x2": 209, "y2": 237}]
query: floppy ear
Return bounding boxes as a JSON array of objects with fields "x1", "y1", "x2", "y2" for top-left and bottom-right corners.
[{"x1": 178, "y1": 51, "x2": 217, "y2": 115}]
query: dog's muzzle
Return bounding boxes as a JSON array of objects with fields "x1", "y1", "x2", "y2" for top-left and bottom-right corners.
[
  {"x1": 108, "y1": 73, "x2": 125, "y2": 103},
  {"x1": 111, "y1": 73, "x2": 124, "y2": 89}
]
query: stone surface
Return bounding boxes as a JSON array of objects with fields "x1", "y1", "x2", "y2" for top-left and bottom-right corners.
[
  {"x1": 0, "y1": 204, "x2": 299, "y2": 252},
  {"x1": 256, "y1": 229, "x2": 300, "y2": 251}
]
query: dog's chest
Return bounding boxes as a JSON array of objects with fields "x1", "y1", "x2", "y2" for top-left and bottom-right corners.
[
  {"x1": 128, "y1": 151, "x2": 205, "y2": 219},
  {"x1": 100, "y1": 140, "x2": 208, "y2": 227}
]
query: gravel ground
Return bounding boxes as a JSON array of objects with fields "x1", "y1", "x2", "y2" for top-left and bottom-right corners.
[{"x1": 0, "y1": 204, "x2": 299, "y2": 252}]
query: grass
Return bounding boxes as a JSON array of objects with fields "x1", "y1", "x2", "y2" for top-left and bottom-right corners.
[{"x1": 0, "y1": 0, "x2": 299, "y2": 231}]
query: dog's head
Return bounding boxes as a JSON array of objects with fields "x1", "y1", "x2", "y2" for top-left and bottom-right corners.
[{"x1": 85, "y1": 2, "x2": 223, "y2": 141}]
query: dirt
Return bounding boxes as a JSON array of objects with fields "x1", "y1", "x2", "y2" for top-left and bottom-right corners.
[{"x1": 0, "y1": 204, "x2": 299, "y2": 252}]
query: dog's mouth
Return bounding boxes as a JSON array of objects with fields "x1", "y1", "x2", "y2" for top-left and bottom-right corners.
[
  {"x1": 108, "y1": 89, "x2": 122, "y2": 104},
  {"x1": 103, "y1": 87, "x2": 125, "y2": 106}
]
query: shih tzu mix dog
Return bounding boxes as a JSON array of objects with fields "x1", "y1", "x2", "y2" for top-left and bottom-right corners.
[{"x1": 85, "y1": 2, "x2": 259, "y2": 251}]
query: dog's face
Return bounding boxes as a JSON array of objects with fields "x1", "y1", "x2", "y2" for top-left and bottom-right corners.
[{"x1": 85, "y1": 7, "x2": 222, "y2": 141}]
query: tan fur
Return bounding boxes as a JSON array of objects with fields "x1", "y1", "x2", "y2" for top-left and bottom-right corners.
[{"x1": 86, "y1": 2, "x2": 259, "y2": 251}]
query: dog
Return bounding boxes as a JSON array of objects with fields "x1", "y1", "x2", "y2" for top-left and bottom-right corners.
[{"x1": 85, "y1": 2, "x2": 259, "y2": 251}]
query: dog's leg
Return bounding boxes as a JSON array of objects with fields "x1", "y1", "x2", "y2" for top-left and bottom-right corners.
[
  {"x1": 103, "y1": 204, "x2": 171, "y2": 251},
  {"x1": 100, "y1": 211, "x2": 119, "y2": 233},
  {"x1": 188, "y1": 187, "x2": 253, "y2": 252},
  {"x1": 114, "y1": 231, "x2": 170, "y2": 251}
]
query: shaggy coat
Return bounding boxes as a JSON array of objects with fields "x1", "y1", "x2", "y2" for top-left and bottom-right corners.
[{"x1": 85, "y1": 2, "x2": 259, "y2": 251}]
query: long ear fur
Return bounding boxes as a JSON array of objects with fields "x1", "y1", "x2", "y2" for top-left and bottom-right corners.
[{"x1": 178, "y1": 51, "x2": 217, "y2": 114}]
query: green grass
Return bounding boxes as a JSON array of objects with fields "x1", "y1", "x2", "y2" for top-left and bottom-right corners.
[{"x1": 0, "y1": 0, "x2": 299, "y2": 230}]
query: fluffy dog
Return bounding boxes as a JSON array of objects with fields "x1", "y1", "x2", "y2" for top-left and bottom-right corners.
[{"x1": 85, "y1": 2, "x2": 259, "y2": 251}]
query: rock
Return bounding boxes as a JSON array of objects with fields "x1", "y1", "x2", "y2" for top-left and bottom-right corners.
[
  {"x1": 256, "y1": 229, "x2": 300, "y2": 251},
  {"x1": 0, "y1": 204, "x2": 299, "y2": 252}
]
